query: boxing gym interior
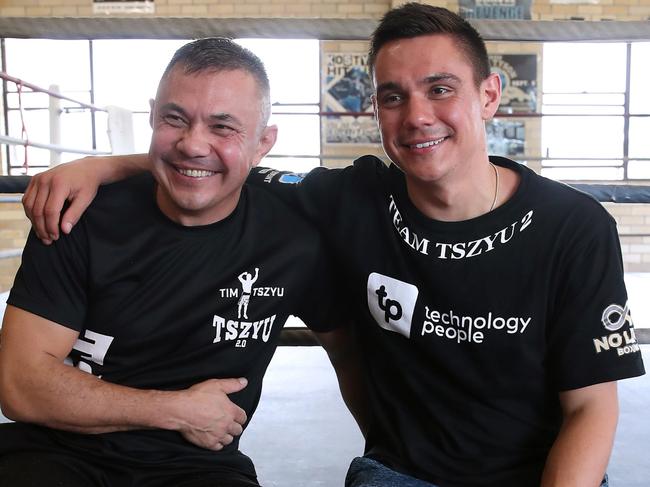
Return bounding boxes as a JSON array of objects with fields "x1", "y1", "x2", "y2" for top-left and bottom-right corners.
[{"x1": 0, "y1": 1, "x2": 649, "y2": 485}]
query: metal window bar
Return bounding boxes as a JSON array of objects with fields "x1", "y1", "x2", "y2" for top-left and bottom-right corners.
[{"x1": 2, "y1": 40, "x2": 650, "y2": 180}]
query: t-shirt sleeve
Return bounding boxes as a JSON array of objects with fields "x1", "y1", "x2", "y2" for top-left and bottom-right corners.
[
  {"x1": 7, "y1": 224, "x2": 89, "y2": 332},
  {"x1": 548, "y1": 210, "x2": 645, "y2": 391},
  {"x1": 248, "y1": 166, "x2": 347, "y2": 228}
]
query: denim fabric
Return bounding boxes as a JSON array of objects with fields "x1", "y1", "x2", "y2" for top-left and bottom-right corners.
[
  {"x1": 345, "y1": 457, "x2": 438, "y2": 487},
  {"x1": 345, "y1": 456, "x2": 610, "y2": 487}
]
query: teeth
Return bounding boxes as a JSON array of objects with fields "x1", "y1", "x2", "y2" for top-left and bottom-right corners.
[
  {"x1": 413, "y1": 138, "x2": 445, "y2": 149},
  {"x1": 177, "y1": 168, "x2": 215, "y2": 178}
]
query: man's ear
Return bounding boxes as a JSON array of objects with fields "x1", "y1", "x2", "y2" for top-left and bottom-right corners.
[
  {"x1": 149, "y1": 98, "x2": 155, "y2": 128},
  {"x1": 480, "y1": 73, "x2": 501, "y2": 121},
  {"x1": 251, "y1": 125, "x2": 278, "y2": 168}
]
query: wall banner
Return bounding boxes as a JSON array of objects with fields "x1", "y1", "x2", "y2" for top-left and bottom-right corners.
[
  {"x1": 93, "y1": 0, "x2": 154, "y2": 14},
  {"x1": 322, "y1": 52, "x2": 379, "y2": 145},
  {"x1": 459, "y1": 0, "x2": 531, "y2": 19}
]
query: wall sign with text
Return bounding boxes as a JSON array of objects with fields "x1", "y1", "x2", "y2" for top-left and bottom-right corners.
[
  {"x1": 93, "y1": 0, "x2": 154, "y2": 14},
  {"x1": 459, "y1": 0, "x2": 531, "y2": 19}
]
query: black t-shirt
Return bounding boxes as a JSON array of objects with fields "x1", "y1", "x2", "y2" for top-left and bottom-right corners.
[
  {"x1": 249, "y1": 156, "x2": 646, "y2": 486},
  {"x1": 8, "y1": 173, "x2": 340, "y2": 477}
]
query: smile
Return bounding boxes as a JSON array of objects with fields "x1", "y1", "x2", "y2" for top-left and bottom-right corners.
[
  {"x1": 176, "y1": 168, "x2": 216, "y2": 178},
  {"x1": 409, "y1": 137, "x2": 447, "y2": 149}
]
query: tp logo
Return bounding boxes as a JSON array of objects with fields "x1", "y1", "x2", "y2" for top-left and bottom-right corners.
[{"x1": 367, "y1": 272, "x2": 419, "y2": 338}]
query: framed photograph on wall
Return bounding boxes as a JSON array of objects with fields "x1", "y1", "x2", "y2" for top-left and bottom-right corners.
[{"x1": 490, "y1": 54, "x2": 538, "y2": 114}]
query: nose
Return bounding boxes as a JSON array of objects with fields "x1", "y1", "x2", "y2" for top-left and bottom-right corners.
[
  {"x1": 403, "y1": 94, "x2": 435, "y2": 129},
  {"x1": 176, "y1": 124, "x2": 211, "y2": 158}
]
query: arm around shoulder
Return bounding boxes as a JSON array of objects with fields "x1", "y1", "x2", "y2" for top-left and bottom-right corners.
[{"x1": 23, "y1": 153, "x2": 151, "y2": 244}]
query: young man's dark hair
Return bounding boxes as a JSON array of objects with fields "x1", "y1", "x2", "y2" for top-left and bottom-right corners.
[{"x1": 368, "y1": 2, "x2": 491, "y2": 87}]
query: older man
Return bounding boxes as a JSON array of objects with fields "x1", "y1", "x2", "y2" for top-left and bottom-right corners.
[{"x1": 0, "y1": 38, "x2": 343, "y2": 487}]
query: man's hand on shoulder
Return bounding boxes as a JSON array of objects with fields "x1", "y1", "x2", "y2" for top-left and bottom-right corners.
[
  {"x1": 22, "y1": 154, "x2": 150, "y2": 244},
  {"x1": 23, "y1": 157, "x2": 101, "y2": 244}
]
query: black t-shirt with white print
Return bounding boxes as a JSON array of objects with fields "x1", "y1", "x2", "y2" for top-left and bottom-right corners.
[
  {"x1": 249, "y1": 156, "x2": 645, "y2": 487},
  {"x1": 7, "y1": 173, "x2": 340, "y2": 479}
]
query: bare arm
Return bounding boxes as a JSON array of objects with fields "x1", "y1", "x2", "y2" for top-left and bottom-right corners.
[
  {"x1": 0, "y1": 305, "x2": 247, "y2": 450},
  {"x1": 23, "y1": 154, "x2": 150, "y2": 244},
  {"x1": 316, "y1": 327, "x2": 370, "y2": 437},
  {"x1": 540, "y1": 382, "x2": 618, "y2": 487}
]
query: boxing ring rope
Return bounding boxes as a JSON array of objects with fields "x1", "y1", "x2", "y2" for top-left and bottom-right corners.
[
  {"x1": 0, "y1": 175, "x2": 649, "y2": 345},
  {"x1": 0, "y1": 134, "x2": 111, "y2": 157},
  {"x1": 0, "y1": 71, "x2": 112, "y2": 175}
]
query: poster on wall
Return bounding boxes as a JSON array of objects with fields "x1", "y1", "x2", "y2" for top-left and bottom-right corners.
[
  {"x1": 322, "y1": 52, "x2": 379, "y2": 145},
  {"x1": 489, "y1": 54, "x2": 538, "y2": 114},
  {"x1": 93, "y1": 0, "x2": 154, "y2": 14},
  {"x1": 459, "y1": 0, "x2": 531, "y2": 19},
  {"x1": 324, "y1": 116, "x2": 380, "y2": 145},
  {"x1": 487, "y1": 119, "x2": 526, "y2": 157}
]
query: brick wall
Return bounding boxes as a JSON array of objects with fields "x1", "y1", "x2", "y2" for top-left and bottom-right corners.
[
  {"x1": 605, "y1": 203, "x2": 650, "y2": 272},
  {"x1": 0, "y1": 200, "x2": 29, "y2": 292},
  {"x1": 0, "y1": 0, "x2": 393, "y2": 19},
  {"x1": 1, "y1": 0, "x2": 650, "y2": 19}
]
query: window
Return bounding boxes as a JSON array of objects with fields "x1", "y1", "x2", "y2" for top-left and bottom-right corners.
[
  {"x1": 628, "y1": 42, "x2": 650, "y2": 179},
  {"x1": 541, "y1": 42, "x2": 649, "y2": 180},
  {"x1": 2, "y1": 38, "x2": 649, "y2": 180},
  {"x1": 2, "y1": 39, "x2": 95, "y2": 174},
  {"x1": 238, "y1": 38, "x2": 321, "y2": 173},
  {"x1": 2, "y1": 38, "x2": 322, "y2": 175}
]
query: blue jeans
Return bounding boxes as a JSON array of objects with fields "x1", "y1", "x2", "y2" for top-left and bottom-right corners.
[
  {"x1": 345, "y1": 456, "x2": 610, "y2": 487},
  {"x1": 345, "y1": 457, "x2": 438, "y2": 487}
]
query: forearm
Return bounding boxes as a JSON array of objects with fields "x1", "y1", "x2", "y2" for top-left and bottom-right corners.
[
  {"x1": 81, "y1": 153, "x2": 151, "y2": 184},
  {"x1": 541, "y1": 385, "x2": 618, "y2": 487},
  {"x1": 1, "y1": 355, "x2": 181, "y2": 434},
  {"x1": 1, "y1": 298, "x2": 247, "y2": 450}
]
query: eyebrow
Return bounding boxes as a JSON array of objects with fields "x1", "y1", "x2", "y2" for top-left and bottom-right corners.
[
  {"x1": 208, "y1": 113, "x2": 243, "y2": 127},
  {"x1": 159, "y1": 103, "x2": 243, "y2": 126},
  {"x1": 375, "y1": 73, "x2": 462, "y2": 95},
  {"x1": 159, "y1": 102, "x2": 187, "y2": 117}
]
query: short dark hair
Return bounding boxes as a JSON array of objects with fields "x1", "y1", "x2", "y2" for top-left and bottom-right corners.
[
  {"x1": 161, "y1": 37, "x2": 271, "y2": 124},
  {"x1": 368, "y1": 3, "x2": 490, "y2": 87}
]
